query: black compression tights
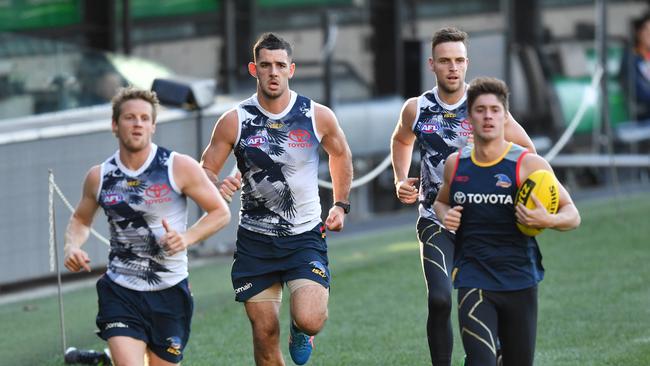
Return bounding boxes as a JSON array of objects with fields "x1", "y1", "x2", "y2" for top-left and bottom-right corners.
[
  {"x1": 457, "y1": 286, "x2": 538, "y2": 366},
  {"x1": 417, "y1": 218, "x2": 456, "y2": 366}
]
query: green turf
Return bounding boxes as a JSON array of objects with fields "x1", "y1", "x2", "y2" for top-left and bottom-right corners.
[{"x1": 2, "y1": 193, "x2": 649, "y2": 365}]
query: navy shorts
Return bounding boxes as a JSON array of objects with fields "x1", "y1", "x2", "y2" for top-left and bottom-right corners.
[
  {"x1": 232, "y1": 223, "x2": 330, "y2": 302},
  {"x1": 95, "y1": 275, "x2": 193, "y2": 363}
]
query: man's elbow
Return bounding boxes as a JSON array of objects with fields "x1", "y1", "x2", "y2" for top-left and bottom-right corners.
[
  {"x1": 570, "y1": 211, "x2": 581, "y2": 230},
  {"x1": 557, "y1": 206, "x2": 581, "y2": 231},
  {"x1": 211, "y1": 206, "x2": 232, "y2": 233},
  {"x1": 526, "y1": 143, "x2": 537, "y2": 154}
]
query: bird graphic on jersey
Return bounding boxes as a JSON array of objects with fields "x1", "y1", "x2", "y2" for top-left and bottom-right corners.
[
  {"x1": 100, "y1": 153, "x2": 173, "y2": 286},
  {"x1": 415, "y1": 98, "x2": 465, "y2": 209},
  {"x1": 104, "y1": 200, "x2": 169, "y2": 286},
  {"x1": 234, "y1": 93, "x2": 321, "y2": 236},
  {"x1": 235, "y1": 98, "x2": 319, "y2": 235},
  {"x1": 242, "y1": 146, "x2": 297, "y2": 217},
  {"x1": 241, "y1": 105, "x2": 289, "y2": 156}
]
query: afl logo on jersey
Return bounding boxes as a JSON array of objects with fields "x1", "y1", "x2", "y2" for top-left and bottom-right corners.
[
  {"x1": 246, "y1": 135, "x2": 267, "y2": 147},
  {"x1": 421, "y1": 121, "x2": 439, "y2": 134},
  {"x1": 288, "y1": 129, "x2": 313, "y2": 148},
  {"x1": 453, "y1": 191, "x2": 467, "y2": 205},
  {"x1": 103, "y1": 193, "x2": 123, "y2": 206}
]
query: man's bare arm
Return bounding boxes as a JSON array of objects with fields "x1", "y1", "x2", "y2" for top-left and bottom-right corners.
[
  {"x1": 64, "y1": 166, "x2": 101, "y2": 272},
  {"x1": 391, "y1": 98, "x2": 419, "y2": 204}
]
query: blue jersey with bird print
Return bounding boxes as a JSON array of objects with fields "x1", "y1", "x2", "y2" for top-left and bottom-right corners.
[
  {"x1": 234, "y1": 91, "x2": 322, "y2": 236},
  {"x1": 413, "y1": 86, "x2": 473, "y2": 225},
  {"x1": 449, "y1": 143, "x2": 544, "y2": 291},
  {"x1": 98, "y1": 144, "x2": 188, "y2": 291}
]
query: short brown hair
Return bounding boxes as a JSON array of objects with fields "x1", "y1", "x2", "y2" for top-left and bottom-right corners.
[
  {"x1": 111, "y1": 86, "x2": 160, "y2": 122},
  {"x1": 467, "y1": 77, "x2": 509, "y2": 111},
  {"x1": 431, "y1": 27, "x2": 468, "y2": 54},
  {"x1": 253, "y1": 32, "x2": 293, "y2": 62}
]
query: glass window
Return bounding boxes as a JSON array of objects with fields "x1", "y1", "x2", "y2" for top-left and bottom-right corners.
[{"x1": 0, "y1": 33, "x2": 173, "y2": 121}]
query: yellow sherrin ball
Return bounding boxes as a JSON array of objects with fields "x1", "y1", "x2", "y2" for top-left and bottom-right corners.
[{"x1": 515, "y1": 169, "x2": 560, "y2": 236}]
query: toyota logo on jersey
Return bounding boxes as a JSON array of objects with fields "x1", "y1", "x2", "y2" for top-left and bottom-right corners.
[
  {"x1": 145, "y1": 183, "x2": 172, "y2": 204},
  {"x1": 454, "y1": 191, "x2": 467, "y2": 204},
  {"x1": 461, "y1": 119, "x2": 473, "y2": 131},
  {"x1": 145, "y1": 183, "x2": 170, "y2": 198},
  {"x1": 288, "y1": 129, "x2": 311, "y2": 142},
  {"x1": 288, "y1": 129, "x2": 313, "y2": 148}
]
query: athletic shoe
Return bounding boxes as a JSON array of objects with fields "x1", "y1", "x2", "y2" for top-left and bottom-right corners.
[{"x1": 289, "y1": 321, "x2": 314, "y2": 365}]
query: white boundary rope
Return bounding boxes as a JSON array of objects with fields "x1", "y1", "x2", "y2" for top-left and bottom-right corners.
[
  {"x1": 48, "y1": 171, "x2": 110, "y2": 246},
  {"x1": 315, "y1": 67, "x2": 604, "y2": 190},
  {"x1": 318, "y1": 154, "x2": 393, "y2": 189},
  {"x1": 544, "y1": 66, "x2": 604, "y2": 162}
]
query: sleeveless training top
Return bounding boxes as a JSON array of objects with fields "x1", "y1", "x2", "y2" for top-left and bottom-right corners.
[
  {"x1": 450, "y1": 143, "x2": 544, "y2": 291},
  {"x1": 234, "y1": 91, "x2": 322, "y2": 236},
  {"x1": 413, "y1": 86, "x2": 472, "y2": 224},
  {"x1": 97, "y1": 144, "x2": 188, "y2": 291}
]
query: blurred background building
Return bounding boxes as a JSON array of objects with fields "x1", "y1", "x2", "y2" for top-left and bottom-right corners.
[{"x1": 1, "y1": 0, "x2": 649, "y2": 288}]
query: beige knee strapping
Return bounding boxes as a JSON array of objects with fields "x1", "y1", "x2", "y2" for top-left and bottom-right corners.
[
  {"x1": 246, "y1": 279, "x2": 323, "y2": 303},
  {"x1": 247, "y1": 282, "x2": 282, "y2": 303},
  {"x1": 286, "y1": 278, "x2": 321, "y2": 294}
]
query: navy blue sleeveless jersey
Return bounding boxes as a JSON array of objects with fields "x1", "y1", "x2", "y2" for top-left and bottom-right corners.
[
  {"x1": 450, "y1": 143, "x2": 544, "y2": 291},
  {"x1": 98, "y1": 144, "x2": 189, "y2": 291},
  {"x1": 234, "y1": 91, "x2": 322, "y2": 237},
  {"x1": 413, "y1": 86, "x2": 472, "y2": 225}
]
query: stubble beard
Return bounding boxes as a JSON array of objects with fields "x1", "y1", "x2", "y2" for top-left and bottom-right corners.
[
  {"x1": 121, "y1": 136, "x2": 150, "y2": 153},
  {"x1": 437, "y1": 79, "x2": 463, "y2": 96},
  {"x1": 259, "y1": 79, "x2": 286, "y2": 100}
]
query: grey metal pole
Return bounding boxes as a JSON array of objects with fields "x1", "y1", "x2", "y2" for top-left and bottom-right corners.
[
  {"x1": 222, "y1": 0, "x2": 237, "y2": 93},
  {"x1": 322, "y1": 11, "x2": 336, "y2": 108},
  {"x1": 595, "y1": 0, "x2": 621, "y2": 197},
  {"x1": 49, "y1": 170, "x2": 67, "y2": 353},
  {"x1": 122, "y1": 0, "x2": 132, "y2": 55},
  {"x1": 593, "y1": 0, "x2": 606, "y2": 153},
  {"x1": 502, "y1": 0, "x2": 512, "y2": 86}
]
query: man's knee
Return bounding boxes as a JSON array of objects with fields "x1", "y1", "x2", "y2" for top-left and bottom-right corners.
[
  {"x1": 290, "y1": 282, "x2": 329, "y2": 335},
  {"x1": 293, "y1": 309, "x2": 328, "y2": 335},
  {"x1": 428, "y1": 290, "x2": 452, "y2": 313},
  {"x1": 249, "y1": 315, "x2": 280, "y2": 339}
]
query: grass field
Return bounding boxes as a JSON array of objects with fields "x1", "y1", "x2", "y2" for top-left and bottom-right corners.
[{"x1": 2, "y1": 193, "x2": 649, "y2": 365}]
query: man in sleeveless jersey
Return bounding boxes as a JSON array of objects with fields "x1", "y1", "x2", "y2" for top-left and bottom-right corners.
[
  {"x1": 200, "y1": 33, "x2": 353, "y2": 366},
  {"x1": 434, "y1": 77, "x2": 580, "y2": 366},
  {"x1": 64, "y1": 87, "x2": 231, "y2": 366},
  {"x1": 390, "y1": 26, "x2": 537, "y2": 365}
]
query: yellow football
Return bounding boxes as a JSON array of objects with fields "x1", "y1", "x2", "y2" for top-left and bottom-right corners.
[{"x1": 515, "y1": 169, "x2": 560, "y2": 236}]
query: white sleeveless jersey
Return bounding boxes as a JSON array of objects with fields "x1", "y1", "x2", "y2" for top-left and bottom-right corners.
[
  {"x1": 413, "y1": 86, "x2": 472, "y2": 224},
  {"x1": 234, "y1": 91, "x2": 322, "y2": 236},
  {"x1": 97, "y1": 144, "x2": 188, "y2": 291}
]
